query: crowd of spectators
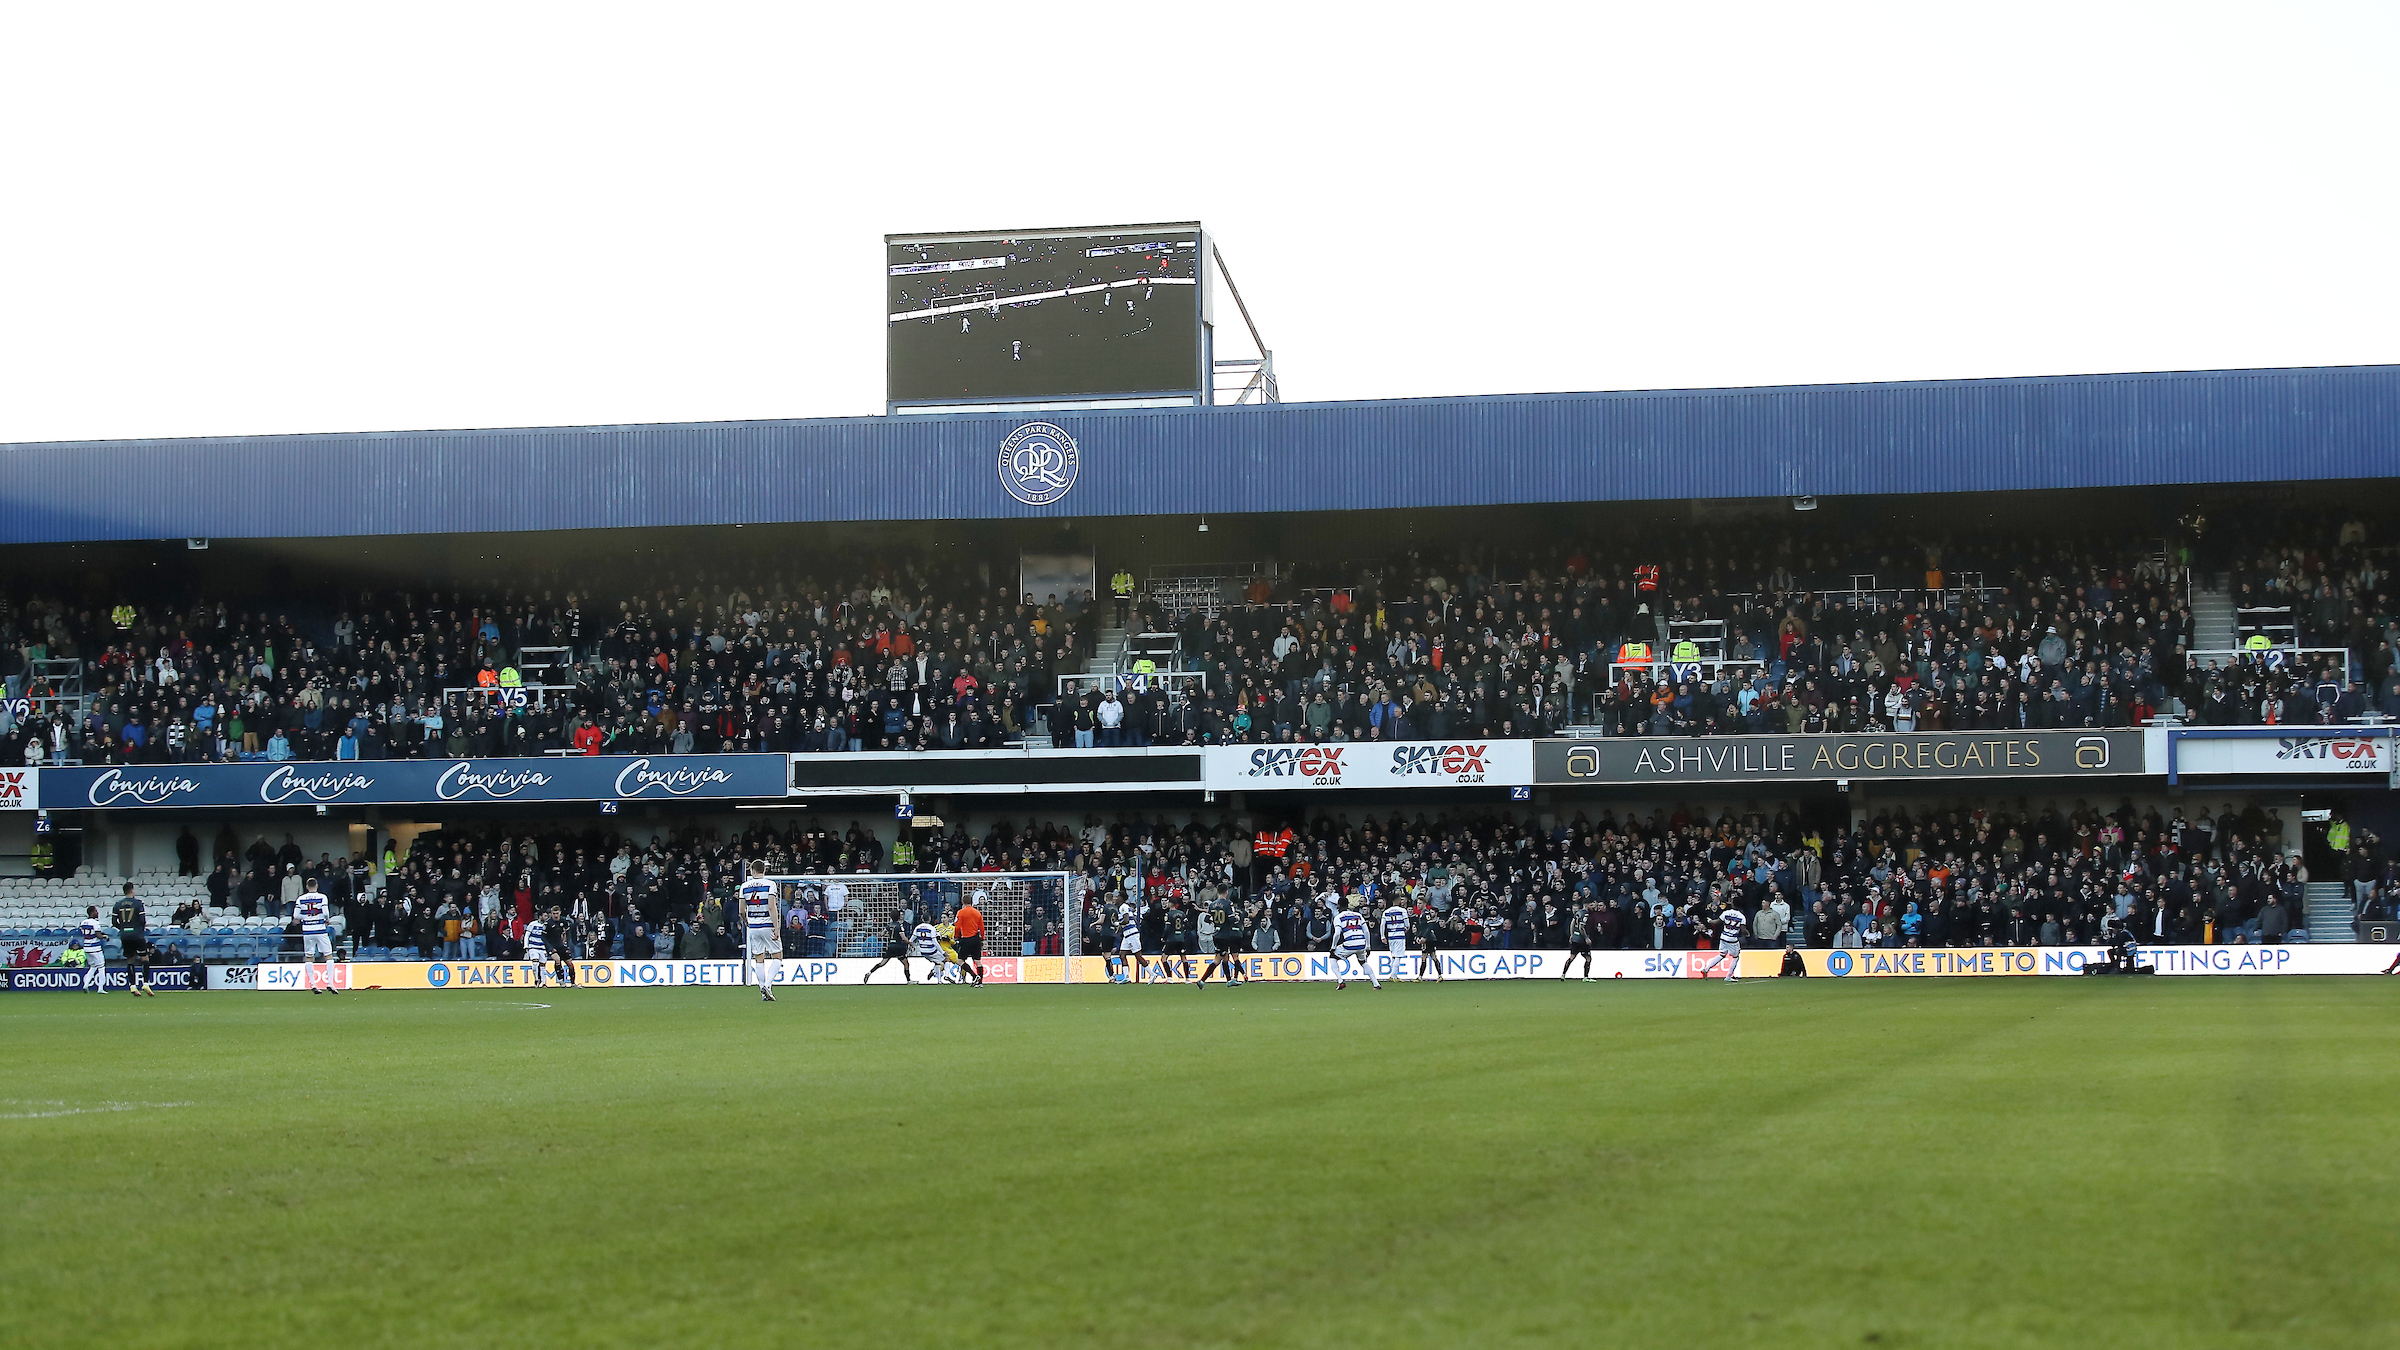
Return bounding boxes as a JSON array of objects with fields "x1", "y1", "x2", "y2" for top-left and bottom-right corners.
[
  {"x1": 4, "y1": 507, "x2": 2394, "y2": 767},
  {"x1": 1157, "y1": 510, "x2": 2398, "y2": 744},
  {"x1": 158, "y1": 792, "x2": 2377, "y2": 967},
  {"x1": 2195, "y1": 512, "x2": 2398, "y2": 726},
  {"x1": 1059, "y1": 797, "x2": 2336, "y2": 956},
  {"x1": 1, "y1": 559, "x2": 1097, "y2": 767}
]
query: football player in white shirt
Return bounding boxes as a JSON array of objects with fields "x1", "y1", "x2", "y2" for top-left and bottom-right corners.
[
  {"x1": 1109, "y1": 898, "x2": 1143, "y2": 984},
  {"x1": 1327, "y1": 898, "x2": 1380, "y2": 991},
  {"x1": 909, "y1": 918, "x2": 946, "y2": 984},
  {"x1": 740, "y1": 872, "x2": 781, "y2": 1002},
  {"x1": 523, "y1": 911, "x2": 552, "y2": 987},
  {"x1": 1716, "y1": 905, "x2": 1747, "y2": 982},
  {"x1": 1380, "y1": 902, "x2": 1411, "y2": 979},
  {"x1": 294, "y1": 885, "x2": 341, "y2": 995},
  {"x1": 76, "y1": 906, "x2": 108, "y2": 993}
]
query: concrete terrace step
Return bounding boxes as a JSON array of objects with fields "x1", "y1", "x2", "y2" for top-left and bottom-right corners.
[
  {"x1": 1087, "y1": 626, "x2": 1129, "y2": 676},
  {"x1": 2302, "y1": 882, "x2": 2355, "y2": 943},
  {"x1": 2191, "y1": 571, "x2": 2237, "y2": 654}
]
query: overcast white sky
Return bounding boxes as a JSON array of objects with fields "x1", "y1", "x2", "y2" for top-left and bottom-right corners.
[{"x1": 1, "y1": 3, "x2": 2393, "y2": 445}]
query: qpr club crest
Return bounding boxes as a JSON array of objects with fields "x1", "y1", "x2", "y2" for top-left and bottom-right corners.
[{"x1": 998, "y1": 422, "x2": 1079, "y2": 506}]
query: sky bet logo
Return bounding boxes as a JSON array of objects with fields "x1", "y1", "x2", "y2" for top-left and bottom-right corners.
[
  {"x1": 1244, "y1": 746, "x2": 1346, "y2": 782},
  {"x1": 1390, "y1": 743, "x2": 1492, "y2": 781}
]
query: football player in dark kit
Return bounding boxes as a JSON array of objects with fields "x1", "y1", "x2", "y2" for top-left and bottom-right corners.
[
  {"x1": 113, "y1": 884, "x2": 157, "y2": 996},
  {"x1": 862, "y1": 913, "x2": 917, "y2": 984},
  {"x1": 1194, "y1": 904, "x2": 1246, "y2": 988},
  {"x1": 1560, "y1": 902, "x2": 1603, "y2": 981},
  {"x1": 1163, "y1": 898, "x2": 1197, "y2": 982},
  {"x1": 1414, "y1": 904, "x2": 1448, "y2": 983}
]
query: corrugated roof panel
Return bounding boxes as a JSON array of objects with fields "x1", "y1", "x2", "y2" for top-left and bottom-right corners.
[{"x1": 2, "y1": 365, "x2": 2395, "y2": 543}]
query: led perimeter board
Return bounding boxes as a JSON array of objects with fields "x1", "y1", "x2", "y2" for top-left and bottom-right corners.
[{"x1": 887, "y1": 223, "x2": 1205, "y2": 409}]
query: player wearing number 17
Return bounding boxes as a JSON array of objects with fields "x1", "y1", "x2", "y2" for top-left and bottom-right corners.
[{"x1": 741, "y1": 870, "x2": 781, "y2": 1002}]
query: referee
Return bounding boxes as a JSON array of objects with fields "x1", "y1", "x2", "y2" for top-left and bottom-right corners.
[{"x1": 954, "y1": 891, "x2": 986, "y2": 986}]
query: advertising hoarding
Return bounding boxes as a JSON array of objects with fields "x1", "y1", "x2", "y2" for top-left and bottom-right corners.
[
  {"x1": 240, "y1": 945, "x2": 2398, "y2": 989},
  {"x1": 36, "y1": 755, "x2": 789, "y2": 811},
  {"x1": 2166, "y1": 727, "x2": 2394, "y2": 782},
  {"x1": 1535, "y1": 731, "x2": 2143, "y2": 785},
  {"x1": 1201, "y1": 741, "x2": 1534, "y2": 792}
]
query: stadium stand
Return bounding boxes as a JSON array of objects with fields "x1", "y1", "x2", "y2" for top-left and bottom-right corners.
[{"x1": 5, "y1": 508, "x2": 2397, "y2": 769}]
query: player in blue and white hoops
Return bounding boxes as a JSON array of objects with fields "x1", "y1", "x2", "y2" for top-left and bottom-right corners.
[
  {"x1": 1111, "y1": 897, "x2": 1144, "y2": 984},
  {"x1": 740, "y1": 871, "x2": 781, "y2": 1002},
  {"x1": 909, "y1": 916, "x2": 946, "y2": 984},
  {"x1": 76, "y1": 905, "x2": 108, "y2": 993},
  {"x1": 294, "y1": 883, "x2": 340, "y2": 994},
  {"x1": 1328, "y1": 898, "x2": 1380, "y2": 991},
  {"x1": 1380, "y1": 900, "x2": 1411, "y2": 980},
  {"x1": 523, "y1": 910, "x2": 552, "y2": 987},
  {"x1": 1717, "y1": 905, "x2": 1747, "y2": 982}
]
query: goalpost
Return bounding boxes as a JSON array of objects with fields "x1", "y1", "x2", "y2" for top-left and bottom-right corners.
[{"x1": 757, "y1": 872, "x2": 1083, "y2": 979}]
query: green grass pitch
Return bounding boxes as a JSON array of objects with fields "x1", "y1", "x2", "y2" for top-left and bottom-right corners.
[{"x1": 4, "y1": 977, "x2": 2396, "y2": 1348}]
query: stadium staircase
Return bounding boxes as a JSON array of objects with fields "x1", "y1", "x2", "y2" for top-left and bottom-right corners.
[
  {"x1": 2301, "y1": 882, "x2": 2355, "y2": 943},
  {"x1": 2192, "y1": 573, "x2": 2237, "y2": 657},
  {"x1": 2172, "y1": 572, "x2": 2238, "y2": 716},
  {"x1": 1088, "y1": 626, "x2": 1128, "y2": 677}
]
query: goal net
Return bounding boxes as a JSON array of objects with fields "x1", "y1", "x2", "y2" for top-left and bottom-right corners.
[{"x1": 757, "y1": 871, "x2": 1080, "y2": 973}]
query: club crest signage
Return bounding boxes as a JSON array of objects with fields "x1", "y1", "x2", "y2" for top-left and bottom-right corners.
[{"x1": 998, "y1": 422, "x2": 1079, "y2": 506}]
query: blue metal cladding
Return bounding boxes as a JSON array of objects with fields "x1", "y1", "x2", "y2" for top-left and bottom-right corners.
[{"x1": 2, "y1": 365, "x2": 2395, "y2": 544}]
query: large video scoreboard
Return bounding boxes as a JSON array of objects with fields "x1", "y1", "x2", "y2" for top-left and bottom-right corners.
[{"x1": 887, "y1": 223, "x2": 1205, "y2": 408}]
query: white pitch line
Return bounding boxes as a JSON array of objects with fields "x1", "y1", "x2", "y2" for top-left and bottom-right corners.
[{"x1": 0, "y1": 1100, "x2": 195, "y2": 1120}]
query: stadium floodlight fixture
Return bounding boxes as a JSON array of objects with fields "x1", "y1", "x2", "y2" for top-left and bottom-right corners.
[
  {"x1": 1792, "y1": 496, "x2": 1817, "y2": 512},
  {"x1": 1198, "y1": 516, "x2": 1209, "y2": 533}
]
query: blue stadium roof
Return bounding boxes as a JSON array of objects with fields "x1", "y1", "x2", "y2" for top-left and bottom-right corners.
[{"x1": 5, "y1": 364, "x2": 2396, "y2": 545}]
